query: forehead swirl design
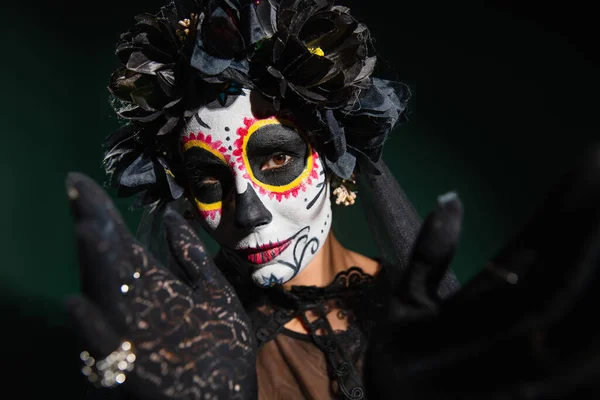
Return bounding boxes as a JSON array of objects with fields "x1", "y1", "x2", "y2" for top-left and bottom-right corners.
[{"x1": 233, "y1": 117, "x2": 320, "y2": 202}]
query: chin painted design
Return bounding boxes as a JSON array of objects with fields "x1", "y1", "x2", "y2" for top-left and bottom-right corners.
[
  {"x1": 276, "y1": 226, "x2": 320, "y2": 274},
  {"x1": 240, "y1": 226, "x2": 322, "y2": 287},
  {"x1": 181, "y1": 90, "x2": 332, "y2": 287}
]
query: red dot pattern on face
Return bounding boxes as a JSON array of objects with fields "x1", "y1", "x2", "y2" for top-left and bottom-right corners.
[
  {"x1": 182, "y1": 131, "x2": 233, "y2": 165},
  {"x1": 232, "y1": 117, "x2": 320, "y2": 202}
]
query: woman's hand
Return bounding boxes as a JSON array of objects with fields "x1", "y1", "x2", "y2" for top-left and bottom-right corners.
[
  {"x1": 64, "y1": 173, "x2": 256, "y2": 400},
  {"x1": 366, "y1": 145, "x2": 600, "y2": 399}
]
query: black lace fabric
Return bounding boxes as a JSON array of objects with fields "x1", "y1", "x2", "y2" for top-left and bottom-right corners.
[
  {"x1": 65, "y1": 176, "x2": 257, "y2": 400},
  {"x1": 227, "y1": 265, "x2": 391, "y2": 400}
]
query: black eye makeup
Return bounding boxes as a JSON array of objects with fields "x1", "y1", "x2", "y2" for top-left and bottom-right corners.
[
  {"x1": 184, "y1": 147, "x2": 233, "y2": 204},
  {"x1": 245, "y1": 124, "x2": 308, "y2": 186}
]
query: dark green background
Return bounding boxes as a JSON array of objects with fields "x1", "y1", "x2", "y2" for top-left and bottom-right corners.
[{"x1": 2, "y1": 0, "x2": 597, "y2": 396}]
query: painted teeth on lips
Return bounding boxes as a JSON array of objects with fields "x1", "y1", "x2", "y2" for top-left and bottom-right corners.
[{"x1": 237, "y1": 239, "x2": 293, "y2": 265}]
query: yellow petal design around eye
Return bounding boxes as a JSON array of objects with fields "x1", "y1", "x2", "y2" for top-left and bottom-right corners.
[
  {"x1": 307, "y1": 46, "x2": 324, "y2": 56},
  {"x1": 194, "y1": 198, "x2": 222, "y2": 212}
]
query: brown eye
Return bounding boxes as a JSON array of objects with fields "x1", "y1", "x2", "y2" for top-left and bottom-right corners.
[
  {"x1": 261, "y1": 154, "x2": 292, "y2": 171},
  {"x1": 201, "y1": 176, "x2": 219, "y2": 184}
]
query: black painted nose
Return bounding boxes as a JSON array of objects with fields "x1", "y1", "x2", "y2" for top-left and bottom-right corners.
[{"x1": 234, "y1": 183, "x2": 272, "y2": 230}]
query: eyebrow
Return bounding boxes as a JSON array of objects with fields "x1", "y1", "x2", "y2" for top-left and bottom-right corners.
[
  {"x1": 193, "y1": 114, "x2": 211, "y2": 130},
  {"x1": 247, "y1": 124, "x2": 307, "y2": 155},
  {"x1": 184, "y1": 147, "x2": 229, "y2": 168}
]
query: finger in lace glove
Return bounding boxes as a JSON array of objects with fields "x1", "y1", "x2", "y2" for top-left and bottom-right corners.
[{"x1": 64, "y1": 172, "x2": 257, "y2": 400}]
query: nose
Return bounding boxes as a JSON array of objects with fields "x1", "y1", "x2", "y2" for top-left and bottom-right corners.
[{"x1": 234, "y1": 183, "x2": 272, "y2": 230}]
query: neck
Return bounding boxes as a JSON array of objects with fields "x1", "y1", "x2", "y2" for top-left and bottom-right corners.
[{"x1": 281, "y1": 231, "x2": 380, "y2": 290}]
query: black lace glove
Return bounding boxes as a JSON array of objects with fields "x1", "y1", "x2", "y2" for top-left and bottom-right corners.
[
  {"x1": 64, "y1": 173, "x2": 256, "y2": 400},
  {"x1": 366, "y1": 145, "x2": 600, "y2": 399}
]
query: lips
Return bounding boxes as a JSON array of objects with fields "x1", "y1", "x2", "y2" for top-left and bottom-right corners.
[{"x1": 236, "y1": 238, "x2": 293, "y2": 265}]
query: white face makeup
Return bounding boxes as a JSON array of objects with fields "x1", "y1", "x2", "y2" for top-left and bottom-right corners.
[{"x1": 180, "y1": 90, "x2": 331, "y2": 287}]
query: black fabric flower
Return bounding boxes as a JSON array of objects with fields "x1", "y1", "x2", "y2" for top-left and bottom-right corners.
[
  {"x1": 190, "y1": 1, "x2": 251, "y2": 82},
  {"x1": 103, "y1": 0, "x2": 409, "y2": 207},
  {"x1": 250, "y1": 0, "x2": 376, "y2": 109},
  {"x1": 330, "y1": 78, "x2": 410, "y2": 178}
]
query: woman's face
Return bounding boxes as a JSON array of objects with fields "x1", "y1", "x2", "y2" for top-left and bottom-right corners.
[{"x1": 180, "y1": 90, "x2": 331, "y2": 287}]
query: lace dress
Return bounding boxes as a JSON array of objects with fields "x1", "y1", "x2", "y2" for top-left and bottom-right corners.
[{"x1": 231, "y1": 266, "x2": 391, "y2": 400}]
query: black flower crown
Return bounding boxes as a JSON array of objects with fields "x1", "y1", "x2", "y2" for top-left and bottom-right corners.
[{"x1": 104, "y1": 0, "x2": 409, "y2": 208}]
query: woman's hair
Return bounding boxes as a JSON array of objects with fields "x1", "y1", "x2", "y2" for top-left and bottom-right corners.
[{"x1": 103, "y1": 0, "x2": 409, "y2": 209}]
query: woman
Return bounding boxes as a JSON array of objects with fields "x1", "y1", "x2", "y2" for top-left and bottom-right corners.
[
  {"x1": 65, "y1": 0, "x2": 600, "y2": 399},
  {"x1": 66, "y1": 0, "x2": 459, "y2": 398}
]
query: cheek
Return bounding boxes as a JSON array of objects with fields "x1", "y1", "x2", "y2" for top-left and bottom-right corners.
[{"x1": 267, "y1": 167, "x2": 330, "y2": 226}]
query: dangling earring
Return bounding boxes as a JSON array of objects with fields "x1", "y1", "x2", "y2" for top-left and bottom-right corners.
[{"x1": 331, "y1": 174, "x2": 357, "y2": 206}]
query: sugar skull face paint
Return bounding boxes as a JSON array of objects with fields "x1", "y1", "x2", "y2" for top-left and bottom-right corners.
[{"x1": 181, "y1": 90, "x2": 331, "y2": 287}]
